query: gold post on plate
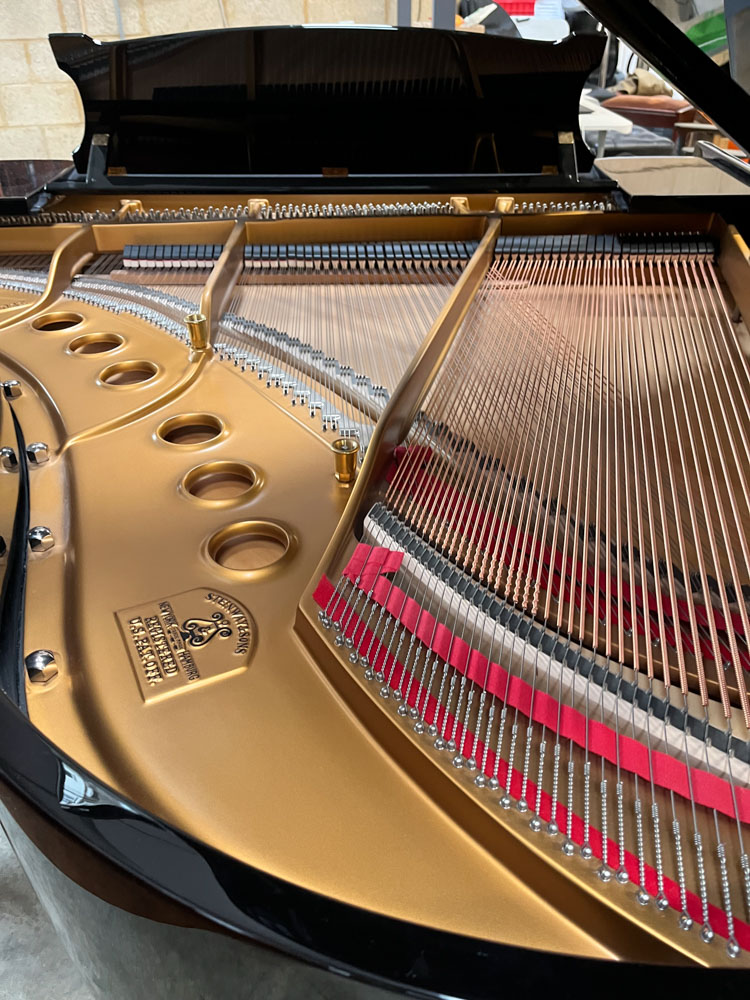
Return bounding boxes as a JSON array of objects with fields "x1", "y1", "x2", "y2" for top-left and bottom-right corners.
[
  {"x1": 332, "y1": 437, "x2": 359, "y2": 484},
  {"x1": 185, "y1": 312, "x2": 210, "y2": 352}
]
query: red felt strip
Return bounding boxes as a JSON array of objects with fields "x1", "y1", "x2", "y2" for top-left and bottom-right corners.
[
  {"x1": 342, "y1": 544, "x2": 404, "y2": 591},
  {"x1": 313, "y1": 574, "x2": 750, "y2": 948},
  {"x1": 316, "y1": 567, "x2": 750, "y2": 825}
]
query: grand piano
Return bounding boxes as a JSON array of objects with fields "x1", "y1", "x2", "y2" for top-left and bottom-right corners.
[{"x1": 1, "y1": 3, "x2": 750, "y2": 997}]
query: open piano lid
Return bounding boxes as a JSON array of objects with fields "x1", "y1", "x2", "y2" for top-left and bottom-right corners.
[
  {"x1": 585, "y1": 0, "x2": 750, "y2": 154},
  {"x1": 48, "y1": 26, "x2": 607, "y2": 193}
]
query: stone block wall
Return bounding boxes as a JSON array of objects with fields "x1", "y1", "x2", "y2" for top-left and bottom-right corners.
[{"x1": 1, "y1": 0, "x2": 420, "y2": 160}]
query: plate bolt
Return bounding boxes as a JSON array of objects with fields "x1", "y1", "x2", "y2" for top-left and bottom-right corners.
[
  {"x1": 27, "y1": 442, "x2": 49, "y2": 465},
  {"x1": 25, "y1": 649, "x2": 58, "y2": 684},
  {"x1": 28, "y1": 525, "x2": 54, "y2": 552},
  {"x1": 2, "y1": 380, "x2": 21, "y2": 399}
]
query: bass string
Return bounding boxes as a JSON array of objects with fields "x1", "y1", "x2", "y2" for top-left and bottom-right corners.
[
  {"x1": 394, "y1": 248, "x2": 750, "y2": 812},
  {"x1": 323, "y1": 241, "x2": 750, "y2": 949},
  {"x1": 340, "y1": 257, "x2": 527, "y2": 688},
  {"x1": 378, "y1": 254, "x2": 568, "y2": 742}
]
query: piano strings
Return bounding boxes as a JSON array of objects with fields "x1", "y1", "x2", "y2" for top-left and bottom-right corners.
[
  {"x1": 23, "y1": 237, "x2": 474, "y2": 453},
  {"x1": 319, "y1": 234, "x2": 750, "y2": 957},
  {"x1": 215, "y1": 242, "x2": 469, "y2": 450}
]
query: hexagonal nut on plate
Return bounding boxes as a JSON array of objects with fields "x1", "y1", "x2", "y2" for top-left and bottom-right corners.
[
  {"x1": 0, "y1": 447, "x2": 17, "y2": 471},
  {"x1": 2, "y1": 380, "x2": 22, "y2": 399},
  {"x1": 28, "y1": 525, "x2": 54, "y2": 552},
  {"x1": 25, "y1": 649, "x2": 59, "y2": 685},
  {"x1": 26, "y1": 442, "x2": 49, "y2": 465}
]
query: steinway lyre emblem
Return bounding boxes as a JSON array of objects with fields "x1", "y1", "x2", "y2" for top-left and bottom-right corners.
[{"x1": 180, "y1": 612, "x2": 233, "y2": 648}]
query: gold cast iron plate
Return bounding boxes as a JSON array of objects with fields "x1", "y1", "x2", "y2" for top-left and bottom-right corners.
[
  {"x1": 8, "y1": 204, "x2": 739, "y2": 964},
  {"x1": 0, "y1": 291, "x2": 613, "y2": 962}
]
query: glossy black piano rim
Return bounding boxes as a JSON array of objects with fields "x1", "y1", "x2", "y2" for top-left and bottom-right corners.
[{"x1": 3, "y1": 686, "x2": 750, "y2": 993}]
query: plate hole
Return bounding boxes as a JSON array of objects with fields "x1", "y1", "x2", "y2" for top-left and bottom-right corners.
[
  {"x1": 100, "y1": 360, "x2": 158, "y2": 386},
  {"x1": 208, "y1": 521, "x2": 290, "y2": 572},
  {"x1": 32, "y1": 311, "x2": 84, "y2": 332},
  {"x1": 217, "y1": 535, "x2": 284, "y2": 570},
  {"x1": 184, "y1": 462, "x2": 256, "y2": 502},
  {"x1": 69, "y1": 333, "x2": 124, "y2": 355},
  {"x1": 159, "y1": 413, "x2": 223, "y2": 446}
]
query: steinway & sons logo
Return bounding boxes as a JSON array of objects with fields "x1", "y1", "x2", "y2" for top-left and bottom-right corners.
[
  {"x1": 116, "y1": 589, "x2": 254, "y2": 701},
  {"x1": 180, "y1": 612, "x2": 233, "y2": 648}
]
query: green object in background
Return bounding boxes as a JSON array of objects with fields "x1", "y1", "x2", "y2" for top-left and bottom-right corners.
[{"x1": 686, "y1": 11, "x2": 728, "y2": 54}]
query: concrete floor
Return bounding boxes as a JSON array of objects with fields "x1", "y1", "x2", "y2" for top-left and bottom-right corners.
[
  {"x1": 0, "y1": 825, "x2": 94, "y2": 1000},
  {"x1": 0, "y1": 822, "x2": 389, "y2": 1000}
]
